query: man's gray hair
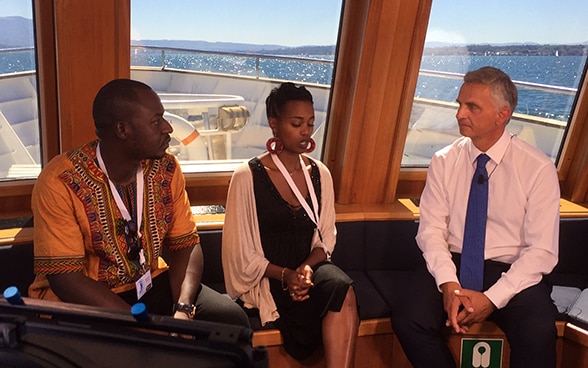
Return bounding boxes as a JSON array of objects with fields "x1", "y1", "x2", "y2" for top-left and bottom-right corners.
[{"x1": 464, "y1": 66, "x2": 518, "y2": 112}]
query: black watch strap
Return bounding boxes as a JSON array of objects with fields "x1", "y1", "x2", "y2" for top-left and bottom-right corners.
[{"x1": 173, "y1": 302, "x2": 196, "y2": 319}]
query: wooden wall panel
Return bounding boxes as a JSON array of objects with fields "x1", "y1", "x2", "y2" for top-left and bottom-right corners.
[
  {"x1": 323, "y1": 0, "x2": 369, "y2": 193},
  {"x1": 558, "y1": 70, "x2": 588, "y2": 203},
  {"x1": 53, "y1": 0, "x2": 130, "y2": 152},
  {"x1": 34, "y1": 0, "x2": 60, "y2": 165},
  {"x1": 326, "y1": 0, "x2": 432, "y2": 205},
  {"x1": 2, "y1": 0, "x2": 588, "y2": 217},
  {"x1": 0, "y1": 0, "x2": 131, "y2": 217}
]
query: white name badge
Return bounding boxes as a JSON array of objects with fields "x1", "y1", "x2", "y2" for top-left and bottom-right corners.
[{"x1": 135, "y1": 269, "x2": 152, "y2": 300}]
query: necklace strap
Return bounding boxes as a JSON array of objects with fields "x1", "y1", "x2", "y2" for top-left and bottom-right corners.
[
  {"x1": 270, "y1": 153, "x2": 320, "y2": 227},
  {"x1": 96, "y1": 143, "x2": 144, "y2": 238}
]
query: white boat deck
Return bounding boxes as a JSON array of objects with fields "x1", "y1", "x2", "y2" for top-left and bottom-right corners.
[
  {"x1": 403, "y1": 98, "x2": 565, "y2": 166},
  {"x1": 0, "y1": 70, "x2": 566, "y2": 179}
]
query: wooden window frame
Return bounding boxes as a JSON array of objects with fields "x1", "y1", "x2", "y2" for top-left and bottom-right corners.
[{"x1": 1, "y1": 0, "x2": 587, "y2": 220}]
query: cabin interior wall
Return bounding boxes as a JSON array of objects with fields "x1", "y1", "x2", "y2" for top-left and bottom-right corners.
[
  {"x1": 323, "y1": 0, "x2": 369, "y2": 197},
  {"x1": 1, "y1": 0, "x2": 588, "y2": 217},
  {"x1": 326, "y1": 0, "x2": 432, "y2": 205},
  {"x1": 53, "y1": 0, "x2": 130, "y2": 152},
  {"x1": 0, "y1": 0, "x2": 130, "y2": 218},
  {"x1": 559, "y1": 70, "x2": 588, "y2": 203},
  {"x1": 34, "y1": 0, "x2": 60, "y2": 166}
]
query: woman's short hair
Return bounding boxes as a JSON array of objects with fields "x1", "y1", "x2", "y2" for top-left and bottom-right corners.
[{"x1": 265, "y1": 82, "x2": 313, "y2": 120}]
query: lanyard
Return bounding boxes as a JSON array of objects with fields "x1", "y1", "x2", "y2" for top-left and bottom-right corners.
[
  {"x1": 270, "y1": 153, "x2": 320, "y2": 227},
  {"x1": 96, "y1": 143, "x2": 144, "y2": 239}
]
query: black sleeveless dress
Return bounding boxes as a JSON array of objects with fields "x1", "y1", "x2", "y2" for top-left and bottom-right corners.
[{"x1": 249, "y1": 157, "x2": 354, "y2": 360}]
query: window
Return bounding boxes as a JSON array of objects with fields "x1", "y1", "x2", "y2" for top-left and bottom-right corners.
[
  {"x1": 403, "y1": 0, "x2": 588, "y2": 167},
  {"x1": 0, "y1": 1, "x2": 39, "y2": 180},
  {"x1": 130, "y1": 1, "x2": 344, "y2": 173}
]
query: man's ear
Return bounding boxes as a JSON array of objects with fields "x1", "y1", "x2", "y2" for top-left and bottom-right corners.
[
  {"x1": 497, "y1": 107, "x2": 512, "y2": 125},
  {"x1": 114, "y1": 121, "x2": 128, "y2": 139}
]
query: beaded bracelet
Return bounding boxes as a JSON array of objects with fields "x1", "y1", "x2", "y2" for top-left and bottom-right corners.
[{"x1": 281, "y1": 267, "x2": 288, "y2": 291}]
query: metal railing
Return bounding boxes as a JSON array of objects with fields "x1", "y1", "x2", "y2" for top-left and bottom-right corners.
[
  {"x1": 130, "y1": 45, "x2": 335, "y2": 82},
  {"x1": 0, "y1": 46, "x2": 579, "y2": 97},
  {"x1": 419, "y1": 69, "x2": 577, "y2": 95}
]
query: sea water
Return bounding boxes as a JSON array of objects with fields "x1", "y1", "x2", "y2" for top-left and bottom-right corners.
[
  {"x1": 2, "y1": 49, "x2": 586, "y2": 122},
  {"x1": 129, "y1": 50, "x2": 588, "y2": 122}
]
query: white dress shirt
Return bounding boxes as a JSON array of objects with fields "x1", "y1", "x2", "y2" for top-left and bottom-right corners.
[{"x1": 416, "y1": 129, "x2": 560, "y2": 308}]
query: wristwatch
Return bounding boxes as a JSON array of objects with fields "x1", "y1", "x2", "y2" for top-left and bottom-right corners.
[{"x1": 173, "y1": 302, "x2": 196, "y2": 319}]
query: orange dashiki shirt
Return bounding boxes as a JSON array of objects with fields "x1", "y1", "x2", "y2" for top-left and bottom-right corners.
[{"x1": 28, "y1": 140, "x2": 199, "y2": 300}]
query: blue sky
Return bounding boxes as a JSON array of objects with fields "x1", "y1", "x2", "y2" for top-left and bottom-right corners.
[
  {"x1": 427, "y1": 0, "x2": 588, "y2": 45},
  {"x1": 3, "y1": 0, "x2": 587, "y2": 46},
  {"x1": 2, "y1": 0, "x2": 31, "y2": 17},
  {"x1": 131, "y1": 0, "x2": 343, "y2": 46}
]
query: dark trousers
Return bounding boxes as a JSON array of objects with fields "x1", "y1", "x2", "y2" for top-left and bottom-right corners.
[
  {"x1": 118, "y1": 271, "x2": 250, "y2": 327},
  {"x1": 391, "y1": 255, "x2": 557, "y2": 368}
]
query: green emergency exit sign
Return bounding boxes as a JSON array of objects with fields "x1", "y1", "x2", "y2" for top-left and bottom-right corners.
[{"x1": 460, "y1": 338, "x2": 503, "y2": 368}]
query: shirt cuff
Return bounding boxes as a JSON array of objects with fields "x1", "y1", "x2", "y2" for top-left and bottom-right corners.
[{"x1": 484, "y1": 280, "x2": 515, "y2": 309}]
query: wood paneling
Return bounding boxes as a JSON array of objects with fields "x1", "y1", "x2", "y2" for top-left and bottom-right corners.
[
  {"x1": 2, "y1": 0, "x2": 588, "y2": 216},
  {"x1": 0, "y1": 181, "x2": 34, "y2": 218},
  {"x1": 562, "y1": 324, "x2": 588, "y2": 368},
  {"x1": 0, "y1": 1, "x2": 131, "y2": 216},
  {"x1": 53, "y1": 0, "x2": 130, "y2": 152},
  {"x1": 326, "y1": 0, "x2": 432, "y2": 205},
  {"x1": 558, "y1": 69, "x2": 588, "y2": 202},
  {"x1": 34, "y1": 0, "x2": 60, "y2": 165}
]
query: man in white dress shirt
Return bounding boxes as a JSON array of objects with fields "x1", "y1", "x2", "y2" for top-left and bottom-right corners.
[{"x1": 392, "y1": 66, "x2": 559, "y2": 368}]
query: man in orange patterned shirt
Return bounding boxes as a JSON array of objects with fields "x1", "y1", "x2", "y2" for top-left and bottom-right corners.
[{"x1": 29, "y1": 79, "x2": 248, "y2": 327}]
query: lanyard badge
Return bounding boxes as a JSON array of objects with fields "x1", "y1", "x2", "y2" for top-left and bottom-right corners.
[{"x1": 96, "y1": 143, "x2": 152, "y2": 300}]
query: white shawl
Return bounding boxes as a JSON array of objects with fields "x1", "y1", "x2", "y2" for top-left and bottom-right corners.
[{"x1": 222, "y1": 156, "x2": 337, "y2": 325}]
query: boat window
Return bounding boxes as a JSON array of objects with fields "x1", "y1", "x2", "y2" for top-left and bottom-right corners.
[
  {"x1": 0, "y1": 1, "x2": 39, "y2": 181},
  {"x1": 130, "y1": 1, "x2": 343, "y2": 173},
  {"x1": 403, "y1": 0, "x2": 588, "y2": 167}
]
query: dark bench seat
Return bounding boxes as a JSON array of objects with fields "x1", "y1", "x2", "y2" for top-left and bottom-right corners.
[
  {"x1": 4, "y1": 218, "x2": 586, "y2": 327},
  {"x1": 199, "y1": 218, "x2": 588, "y2": 367},
  {"x1": 3, "y1": 216, "x2": 588, "y2": 367},
  {"x1": 197, "y1": 218, "x2": 588, "y2": 328}
]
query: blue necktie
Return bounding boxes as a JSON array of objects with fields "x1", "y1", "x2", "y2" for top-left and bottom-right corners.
[{"x1": 460, "y1": 153, "x2": 490, "y2": 291}]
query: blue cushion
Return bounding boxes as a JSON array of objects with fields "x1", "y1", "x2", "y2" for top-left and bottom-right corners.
[
  {"x1": 0, "y1": 242, "x2": 34, "y2": 297},
  {"x1": 551, "y1": 285, "x2": 582, "y2": 319},
  {"x1": 547, "y1": 218, "x2": 588, "y2": 289},
  {"x1": 367, "y1": 270, "x2": 415, "y2": 311},
  {"x1": 331, "y1": 221, "x2": 366, "y2": 272},
  {"x1": 346, "y1": 270, "x2": 391, "y2": 319},
  {"x1": 568, "y1": 288, "x2": 588, "y2": 330},
  {"x1": 199, "y1": 230, "x2": 226, "y2": 292},
  {"x1": 364, "y1": 220, "x2": 424, "y2": 271}
]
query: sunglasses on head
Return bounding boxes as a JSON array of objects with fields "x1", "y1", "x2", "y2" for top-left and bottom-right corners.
[{"x1": 124, "y1": 219, "x2": 141, "y2": 262}]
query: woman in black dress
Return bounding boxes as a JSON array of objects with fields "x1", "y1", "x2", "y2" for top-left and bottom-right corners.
[{"x1": 222, "y1": 82, "x2": 359, "y2": 367}]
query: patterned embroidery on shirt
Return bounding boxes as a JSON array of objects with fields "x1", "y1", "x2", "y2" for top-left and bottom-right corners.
[
  {"x1": 165, "y1": 232, "x2": 201, "y2": 251},
  {"x1": 34, "y1": 257, "x2": 85, "y2": 275},
  {"x1": 51, "y1": 140, "x2": 178, "y2": 289}
]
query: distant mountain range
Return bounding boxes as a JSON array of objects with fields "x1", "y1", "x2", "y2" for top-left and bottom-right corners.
[
  {"x1": 132, "y1": 39, "x2": 336, "y2": 56},
  {"x1": 132, "y1": 39, "x2": 284, "y2": 53},
  {"x1": 423, "y1": 43, "x2": 588, "y2": 56},
  {"x1": 1, "y1": 16, "x2": 585, "y2": 57},
  {"x1": 0, "y1": 16, "x2": 34, "y2": 48}
]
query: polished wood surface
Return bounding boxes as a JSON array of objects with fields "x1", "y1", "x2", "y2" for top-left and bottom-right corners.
[
  {"x1": 53, "y1": 0, "x2": 131, "y2": 151},
  {"x1": 562, "y1": 324, "x2": 588, "y2": 368},
  {"x1": 252, "y1": 319, "x2": 575, "y2": 368},
  {"x1": 559, "y1": 69, "x2": 588, "y2": 203},
  {"x1": 1, "y1": 0, "x2": 588, "y2": 214},
  {"x1": 326, "y1": 0, "x2": 432, "y2": 205}
]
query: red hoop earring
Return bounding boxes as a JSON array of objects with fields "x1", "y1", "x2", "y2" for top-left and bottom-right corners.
[
  {"x1": 266, "y1": 137, "x2": 283, "y2": 154},
  {"x1": 305, "y1": 138, "x2": 316, "y2": 153}
]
